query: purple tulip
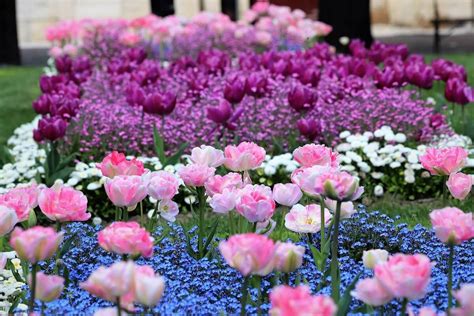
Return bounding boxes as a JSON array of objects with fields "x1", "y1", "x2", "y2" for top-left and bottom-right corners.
[
  {"x1": 143, "y1": 92, "x2": 176, "y2": 115},
  {"x1": 245, "y1": 73, "x2": 268, "y2": 97},
  {"x1": 288, "y1": 85, "x2": 316, "y2": 112},
  {"x1": 405, "y1": 62, "x2": 434, "y2": 89},
  {"x1": 50, "y1": 97, "x2": 79, "y2": 121},
  {"x1": 297, "y1": 118, "x2": 321, "y2": 141},
  {"x1": 125, "y1": 84, "x2": 145, "y2": 107},
  {"x1": 223, "y1": 74, "x2": 246, "y2": 104},
  {"x1": 207, "y1": 99, "x2": 233, "y2": 124},
  {"x1": 32, "y1": 95, "x2": 52, "y2": 115},
  {"x1": 36, "y1": 117, "x2": 67, "y2": 142},
  {"x1": 125, "y1": 47, "x2": 147, "y2": 64},
  {"x1": 299, "y1": 68, "x2": 321, "y2": 87},
  {"x1": 55, "y1": 56, "x2": 72, "y2": 74},
  {"x1": 429, "y1": 113, "x2": 445, "y2": 129},
  {"x1": 39, "y1": 75, "x2": 66, "y2": 94},
  {"x1": 445, "y1": 78, "x2": 471, "y2": 104}
]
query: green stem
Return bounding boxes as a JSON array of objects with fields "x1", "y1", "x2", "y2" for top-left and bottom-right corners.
[
  {"x1": 123, "y1": 207, "x2": 129, "y2": 221},
  {"x1": 139, "y1": 201, "x2": 144, "y2": 226},
  {"x1": 252, "y1": 222, "x2": 258, "y2": 233},
  {"x1": 330, "y1": 201, "x2": 342, "y2": 302},
  {"x1": 443, "y1": 175, "x2": 448, "y2": 204},
  {"x1": 116, "y1": 297, "x2": 122, "y2": 316},
  {"x1": 54, "y1": 222, "x2": 62, "y2": 275},
  {"x1": 447, "y1": 243, "x2": 454, "y2": 314},
  {"x1": 240, "y1": 276, "x2": 250, "y2": 316},
  {"x1": 29, "y1": 263, "x2": 38, "y2": 313},
  {"x1": 197, "y1": 187, "x2": 206, "y2": 258},
  {"x1": 307, "y1": 233, "x2": 314, "y2": 245},
  {"x1": 401, "y1": 298, "x2": 408, "y2": 315},
  {"x1": 320, "y1": 197, "x2": 325, "y2": 250},
  {"x1": 256, "y1": 276, "x2": 262, "y2": 316},
  {"x1": 0, "y1": 236, "x2": 4, "y2": 252},
  {"x1": 228, "y1": 212, "x2": 234, "y2": 236}
]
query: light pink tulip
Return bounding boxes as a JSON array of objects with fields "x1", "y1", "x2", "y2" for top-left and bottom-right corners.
[
  {"x1": 190, "y1": 145, "x2": 225, "y2": 168},
  {"x1": 419, "y1": 147, "x2": 468, "y2": 176},
  {"x1": 0, "y1": 184, "x2": 39, "y2": 221},
  {"x1": 147, "y1": 171, "x2": 180, "y2": 200},
  {"x1": 219, "y1": 233, "x2": 275, "y2": 276},
  {"x1": 362, "y1": 249, "x2": 389, "y2": 269},
  {"x1": 0, "y1": 205, "x2": 18, "y2": 236},
  {"x1": 430, "y1": 207, "x2": 474, "y2": 245},
  {"x1": 293, "y1": 144, "x2": 338, "y2": 168},
  {"x1": 269, "y1": 285, "x2": 337, "y2": 316},
  {"x1": 38, "y1": 183, "x2": 90, "y2": 222},
  {"x1": 351, "y1": 277, "x2": 393, "y2": 306},
  {"x1": 98, "y1": 221, "x2": 154, "y2": 258},
  {"x1": 285, "y1": 204, "x2": 332, "y2": 234},
  {"x1": 324, "y1": 198, "x2": 356, "y2": 219},
  {"x1": 272, "y1": 183, "x2": 302, "y2": 207},
  {"x1": 178, "y1": 164, "x2": 215, "y2": 187},
  {"x1": 63, "y1": 44, "x2": 78, "y2": 57},
  {"x1": 28, "y1": 272, "x2": 64, "y2": 302},
  {"x1": 452, "y1": 283, "x2": 474, "y2": 316},
  {"x1": 0, "y1": 254, "x2": 6, "y2": 271},
  {"x1": 375, "y1": 254, "x2": 432, "y2": 300},
  {"x1": 273, "y1": 242, "x2": 305, "y2": 273},
  {"x1": 210, "y1": 189, "x2": 238, "y2": 214},
  {"x1": 447, "y1": 172, "x2": 472, "y2": 200},
  {"x1": 293, "y1": 165, "x2": 334, "y2": 197},
  {"x1": 104, "y1": 175, "x2": 148, "y2": 210},
  {"x1": 205, "y1": 173, "x2": 242, "y2": 197},
  {"x1": 314, "y1": 170, "x2": 364, "y2": 202},
  {"x1": 9, "y1": 226, "x2": 63, "y2": 264},
  {"x1": 134, "y1": 265, "x2": 166, "y2": 307},
  {"x1": 235, "y1": 184, "x2": 275, "y2": 223},
  {"x1": 224, "y1": 142, "x2": 266, "y2": 171},
  {"x1": 48, "y1": 46, "x2": 63, "y2": 58},
  {"x1": 157, "y1": 199, "x2": 179, "y2": 222},
  {"x1": 97, "y1": 151, "x2": 145, "y2": 178}
]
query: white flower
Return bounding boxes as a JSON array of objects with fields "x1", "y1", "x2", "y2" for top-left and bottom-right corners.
[
  {"x1": 336, "y1": 143, "x2": 352, "y2": 152},
  {"x1": 339, "y1": 36, "x2": 350, "y2": 45},
  {"x1": 384, "y1": 132, "x2": 395, "y2": 142},
  {"x1": 363, "y1": 249, "x2": 389, "y2": 269},
  {"x1": 374, "y1": 185, "x2": 384, "y2": 197},
  {"x1": 339, "y1": 131, "x2": 351, "y2": 139},
  {"x1": 371, "y1": 172, "x2": 384, "y2": 179},
  {"x1": 92, "y1": 217, "x2": 102, "y2": 225},
  {"x1": 421, "y1": 171, "x2": 430, "y2": 178},
  {"x1": 345, "y1": 151, "x2": 362, "y2": 163},
  {"x1": 394, "y1": 133, "x2": 407, "y2": 143},
  {"x1": 264, "y1": 165, "x2": 276, "y2": 176},
  {"x1": 87, "y1": 182, "x2": 102, "y2": 190},
  {"x1": 357, "y1": 162, "x2": 371, "y2": 173},
  {"x1": 389, "y1": 161, "x2": 401, "y2": 169},
  {"x1": 407, "y1": 152, "x2": 418, "y2": 164}
]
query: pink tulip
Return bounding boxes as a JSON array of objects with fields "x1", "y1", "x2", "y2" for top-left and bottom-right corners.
[
  {"x1": 224, "y1": 142, "x2": 266, "y2": 171},
  {"x1": 235, "y1": 184, "x2": 275, "y2": 223},
  {"x1": 28, "y1": 272, "x2": 64, "y2": 302},
  {"x1": 429, "y1": 207, "x2": 474, "y2": 245},
  {"x1": 362, "y1": 249, "x2": 389, "y2": 269},
  {"x1": 98, "y1": 221, "x2": 154, "y2": 258},
  {"x1": 178, "y1": 164, "x2": 215, "y2": 187},
  {"x1": 134, "y1": 265, "x2": 166, "y2": 307},
  {"x1": 97, "y1": 151, "x2": 145, "y2": 178},
  {"x1": 38, "y1": 183, "x2": 90, "y2": 222},
  {"x1": 452, "y1": 283, "x2": 474, "y2": 316},
  {"x1": 104, "y1": 175, "x2": 148, "y2": 210},
  {"x1": 210, "y1": 189, "x2": 238, "y2": 214},
  {"x1": 0, "y1": 184, "x2": 39, "y2": 221},
  {"x1": 314, "y1": 170, "x2": 364, "y2": 202},
  {"x1": 157, "y1": 199, "x2": 179, "y2": 222},
  {"x1": 351, "y1": 277, "x2": 394, "y2": 306},
  {"x1": 0, "y1": 205, "x2": 18, "y2": 236},
  {"x1": 205, "y1": 173, "x2": 242, "y2": 197},
  {"x1": 293, "y1": 165, "x2": 334, "y2": 197},
  {"x1": 80, "y1": 261, "x2": 135, "y2": 306},
  {"x1": 419, "y1": 147, "x2": 468, "y2": 176},
  {"x1": 9, "y1": 226, "x2": 63, "y2": 263},
  {"x1": 447, "y1": 172, "x2": 472, "y2": 200},
  {"x1": 273, "y1": 242, "x2": 305, "y2": 273},
  {"x1": 285, "y1": 204, "x2": 332, "y2": 234},
  {"x1": 219, "y1": 233, "x2": 275, "y2": 276},
  {"x1": 272, "y1": 183, "x2": 302, "y2": 207},
  {"x1": 375, "y1": 254, "x2": 432, "y2": 300},
  {"x1": 293, "y1": 144, "x2": 338, "y2": 168},
  {"x1": 190, "y1": 145, "x2": 225, "y2": 167},
  {"x1": 147, "y1": 171, "x2": 180, "y2": 200},
  {"x1": 269, "y1": 285, "x2": 337, "y2": 316},
  {"x1": 324, "y1": 198, "x2": 356, "y2": 219}
]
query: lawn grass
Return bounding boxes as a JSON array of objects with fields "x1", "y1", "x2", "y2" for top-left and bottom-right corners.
[{"x1": 0, "y1": 66, "x2": 42, "y2": 145}]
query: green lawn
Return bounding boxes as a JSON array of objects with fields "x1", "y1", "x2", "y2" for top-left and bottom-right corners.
[{"x1": 0, "y1": 66, "x2": 42, "y2": 145}]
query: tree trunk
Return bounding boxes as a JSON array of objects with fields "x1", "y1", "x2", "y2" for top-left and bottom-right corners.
[{"x1": 0, "y1": 0, "x2": 20, "y2": 65}]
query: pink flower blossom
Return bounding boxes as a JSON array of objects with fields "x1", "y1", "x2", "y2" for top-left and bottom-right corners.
[
  {"x1": 235, "y1": 184, "x2": 275, "y2": 223},
  {"x1": 0, "y1": 205, "x2": 18, "y2": 237},
  {"x1": 133, "y1": 265, "x2": 166, "y2": 307},
  {"x1": 224, "y1": 142, "x2": 266, "y2": 171},
  {"x1": 429, "y1": 207, "x2": 474, "y2": 245},
  {"x1": 293, "y1": 144, "x2": 338, "y2": 168},
  {"x1": 104, "y1": 175, "x2": 148, "y2": 210},
  {"x1": 452, "y1": 283, "x2": 474, "y2": 316},
  {"x1": 178, "y1": 164, "x2": 215, "y2": 187},
  {"x1": 0, "y1": 184, "x2": 39, "y2": 221},
  {"x1": 419, "y1": 147, "x2": 468, "y2": 176},
  {"x1": 351, "y1": 277, "x2": 394, "y2": 306},
  {"x1": 147, "y1": 171, "x2": 180, "y2": 200},
  {"x1": 285, "y1": 204, "x2": 332, "y2": 234},
  {"x1": 324, "y1": 198, "x2": 356, "y2": 219},
  {"x1": 10, "y1": 226, "x2": 63, "y2": 264},
  {"x1": 210, "y1": 189, "x2": 238, "y2": 214},
  {"x1": 362, "y1": 249, "x2": 389, "y2": 269},
  {"x1": 157, "y1": 199, "x2": 179, "y2": 222},
  {"x1": 38, "y1": 183, "x2": 90, "y2": 222},
  {"x1": 219, "y1": 233, "x2": 275, "y2": 276},
  {"x1": 205, "y1": 173, "x2": 242, "y2": 197},
  {"x1": 272, "y1": 183, "x2": 302, "y2": 207},
  {"x1": 97, "y1": 151, "x2": 145, "y2": 178},
  {"x1": 293, "y1": 165, "x2": 334, "y2": 197},
  {"x1": 98, "y1": 221, "x2": 154, "y2": 258},
  {"x1": 272, "y1": 242, "x2": 305, "y2": 273},
  {"x1": 447, "y1": 172, "x2": 472, "y2": 200},
  {"x1": 190, "y1": 145, "x2": 225, "y2": 167},
  {"x1": 375, "y1": 254, "x2": 432, "y2": 300},
  {"x1": 28, "y1": 272, "x2": 64, "y2": 302},
  {"x1": 314, "y1": 170, "x2": 364, "y2": 202}
]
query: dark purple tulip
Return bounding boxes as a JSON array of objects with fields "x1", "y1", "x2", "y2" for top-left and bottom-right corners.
[
  {"x1": 299, "y1": 68, "x2": 321, "y2": 87},
  {"x1": 405, "y1": 62, "x2": 434, "y2": 89},
  {"x1": 429, "y1": 113, "x2": 445, "y2": 129},
  {"x1": 270, "y1": 59, "x2": 290, "y2": 76},
  {"x1": 349, "y1": 39, "x2": 367, "y2": 59},
  {"x1": 125, "y1": 84, "x2": 145, "y2": 107},
  {"x1": 36, "y1": 117, "x2": 67, "y2": 141},
  {"x1": 39, "y1": 74, "x2": 66, "y2": 93},
  {"x1": 143, "y1": 92, "x2": 176, "y2": 115},
  {"x1": 432, "y1": 58, "x2": 453, "y2": 81},
  {"x1": 288, "y1": 85, "x2": 315, "y2": 112},
  {"x1": 55, "y1": 55, "x2": 72, "y2": 74},
  {"x1": 125, "y1": 47, "x2": 147, "y2": 64},
  {"x1": 457, "y1": 86, "x2": 474, "y2": 105},
  {"x1": 448, "y1": 64, "x2": 468, "y2": 82},
  {"x1": 375, "y1": 64, "x2": 405, "y2": 88},
  {"x1": 405, "y1": 54, "x2": 425, "y2": 65},
  {"x1": 72, "y1": 56, "x2": 92, "y2": 73},
  {"x1": 445, "y1": 77, "x2": 467, "y2": 103},
  {"x1": 245, "y1": 73, "x2": 268, "y2": 97},
  {"x1": 349, "y1": 58, "x2": 373, "y2": 78},
  {"x1": 197, "y1": 50, "x2": 229, "y2": 73},
  {"x1": 207, "y1": 99, "x2": 233, "y2": 124},
  {"x1": 223, "y1": 74, "x2": 246, "y2": 104},
  {"x1": 50, "y1": 98, "x2": 79, "y2": 120},
  {"x1": 32, "y1": 95, "x2": 51, "y2": 115},
  {"x1": 297, "y1": 118, "x2": 320, "y2": 141},
  {"x1": 33, "y1": 128, "x2": 44, "y2": 142}
]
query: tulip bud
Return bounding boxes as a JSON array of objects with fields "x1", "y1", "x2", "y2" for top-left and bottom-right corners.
[
  {"x1": 273, "y1": 242, "x2": 305, "y2": 273},
  {"x1": 27, "y1": 209, "x2": 37, "y2": 228},
  {"x1": 36, "y1": 117, "x2": 68, "y2": 142},
  {"x1": 245, "y1": 73, "x2": 268, "y2": 97},
  {"x1": 32, "y1": 95, "x2": 52, "y2": 115},
  {"x1": 223, "y1": 74, "x2": 246, "y2": 104},
  {"x1": 288, "y1": 84, "x2": 315, "y2": 112},
  {"x1": 297, "y1": 118, "x2": 320, "y2": 141},
  {"x1": 362, "y1": 249, "x2": 389, "y2": 269},
  {"x1": 143, "y1": 92, "x2": 176, "y2": 115},
  {"x1": 207, "y1": 99, "x2": 233, "y2": 124},
  {"x1": 55, "y1": 55, "x2": 72, "y2": 74}
]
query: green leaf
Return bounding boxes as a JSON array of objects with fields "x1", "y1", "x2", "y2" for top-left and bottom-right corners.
[
  {"x1": 0, "y1": 145, "x2": 13, "y2": 166},
  {"x1": 153, "y1": 125, "x2": 166, "y2": 164},
  {"x1": 56, "y1": 153, "x2": 76, "y2": 170},
  {"x1": 8, "y1": 292, "x2": 24, "y2": 314},
  {"x1": 47, "y1": 143, "x2": 60, "y2": 174},
  {"x1": 337, "y1": 271, "x2": 363, "y2": 316},
  {"x1": 202, "y1": 218, "x2": 219, "y2": 257},
  {"x1": 165, "y1": 142, "x2": 188, "y2": 166},
  {"x1": 48, "y1": 167, "x2": 75, "y2": 184},
  {"x1": 27, "y1": 209, "x2": 37, "y2": 228},
  {"x1": 181, "y1": 225, "x2": 197, "y2": 259},
  {"x1": 59, "y1": 234, "x2": 76, "y2": 257}
]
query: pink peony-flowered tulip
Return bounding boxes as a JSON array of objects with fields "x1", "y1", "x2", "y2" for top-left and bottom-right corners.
[
  {"x1": 205, "y1": 173, "x2": 242, "y2": 197},
  {"x1": 375, "y1": 254, "x2": 432, "y2": 300},
  {"x1": 293, "y1": 144, "x2": 338, "y2": 168},
  {"x1": 293, "y1": 165, "x2": 334, "y2": 197},
  {"x1": 235, "y1": 184, "x2": 275, "y2": 223},
  {"x1": 362, "y1": 249, "x2": 389, "y2": 269},
  {"x1": 133, "y1": 265, "x2": 166, "y2": 307},
  {"x1": 324, "y1": 198, "x2": 356, "y2": 219},
  {"x1": 452, "y1": 283, "x2": 474, "y2": 316},
  {"x1": 0, "y1": 205, "x2": 18, "y2": 236},
  {"x1": 351, "y1": 277, "x2": 393, "y2": 306},
  {"x1": 272, "y1": 183, "x2": 302, "y2": 207},
  {"x1": 38, "y1": 183, "x2": 90, "y2": 222},
  {"x1": 314, "y1": 170, "x2": 364, "y2": 202},
  {"x1": 446, "y1": 172, "x2": 472, "y2": 200},
  {"x1": 285, "y1": 204, "x2": 332, "y2": 234},
  {"x1": 0, "y1": 184, "x2": 39, "y2": 221},
  {"x1": 9, "y1": 226, "x2": 63, "y2": 263},
  {"x1": 273, "y1": 242, "x2": 305, "y2": 273},
  {"x1": 147, "y1": 171, "x2": 180, "y2": 200},
  {"x1": 210, "y1": 189, "x2": 238, "y2": 214},
  {"x1": 419, "y1": 147, "x2": 468, "y2": 176},
  {"x1": 104, "y1": 175, "x2": 148, "y2": 210},
  {"x1": 219, "y1": 233, "x2": 275, "y2": 276},
  {"x1": 429, "y1": 207, "x2": 474, "y2": 245},
  {"x1": 269, "y1": 285, "x2": 337, "y2": 316},
  {"x1": 98, "y1": 221, "x2": 154, "y2": 258},
  {"x1": 96, "y1": 151, "x2": 145, "y2": 178},
  {"x1": 178, "y1": 164, "x2": 215, "y2": 187},
  {"x1": 224, "y1": 142, "x2": 266, "y2": 171},
  {"x1": 28, "y1": 272, "x2": 64, "y2": 302},
  {"x1": 190, "y1": 145, "x2": 225, "y2": 168}
]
